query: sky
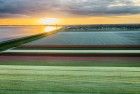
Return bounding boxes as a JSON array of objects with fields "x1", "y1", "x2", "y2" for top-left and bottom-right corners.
[{"x1": 0, "y1": 0, "x2": 140, "y2": 25}]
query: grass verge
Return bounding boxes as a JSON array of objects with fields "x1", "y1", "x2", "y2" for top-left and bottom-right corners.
[
  {"x1": 0, "y1": 60, "x2": 140, "y2": 67},
  {"x1": 0, "y1": 65, "x2": 139, "y2": 94}
]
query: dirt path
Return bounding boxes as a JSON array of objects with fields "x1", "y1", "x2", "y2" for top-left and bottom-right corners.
[{"x1": 0, "y1": 55, "x2": 139, "y2": 61}]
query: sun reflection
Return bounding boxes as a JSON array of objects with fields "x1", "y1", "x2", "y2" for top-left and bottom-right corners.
[{"x1": 44, "y1": 26, "x2": 62, "y2": 33}]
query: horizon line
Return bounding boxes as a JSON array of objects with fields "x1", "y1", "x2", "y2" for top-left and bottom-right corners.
[{"x1": 0, "y1": 23, "x2": 140, "y2": 26}]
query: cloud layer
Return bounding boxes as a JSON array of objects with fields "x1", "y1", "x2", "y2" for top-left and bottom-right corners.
[{"x1": 0, "y1": 0, "x2": 140, "y2": 18}]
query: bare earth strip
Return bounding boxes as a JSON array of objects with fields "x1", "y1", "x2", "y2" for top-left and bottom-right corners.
[
  {"x1": 0, "y1": 55, "x2": 140, "y2": 61},
  {"x1": 0, "y1": 54, "x2": 140, "y2": 67}
]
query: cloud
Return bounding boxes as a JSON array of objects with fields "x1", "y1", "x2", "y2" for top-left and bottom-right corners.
[{"x1": 0, "y1": 0, "x2": 140, "y2": 18}]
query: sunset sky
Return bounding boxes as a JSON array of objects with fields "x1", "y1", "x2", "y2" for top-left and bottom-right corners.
[{"x1": 0, "y1": 0, "x2": 140, "y2": 25}]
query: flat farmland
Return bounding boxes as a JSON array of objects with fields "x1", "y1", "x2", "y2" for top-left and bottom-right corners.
[
  {"x1": 0, "y1": 55, "x2": 140, "y2": 67},
  {"x1": 21, "y1": 31, "x2": 140, "y2": 47},
  {"x1": 0, "y1": 65, "x2": 140, "y2": 94},
  {"x1": 0, "y1": 25, "x2": 140, "y2": 94}
]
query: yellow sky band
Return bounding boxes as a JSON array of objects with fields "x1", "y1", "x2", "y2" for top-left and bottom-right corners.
[{"x1": 0, "y1": 14, "x2": 140, "y2": 25}]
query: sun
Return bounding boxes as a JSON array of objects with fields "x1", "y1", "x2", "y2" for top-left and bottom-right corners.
[{"x1": 40, "y1": 18, "x2": 59, "y2": 25}]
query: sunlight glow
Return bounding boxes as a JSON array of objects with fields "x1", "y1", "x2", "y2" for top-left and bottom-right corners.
[
  {"x1": 44, "y1": 26, "x2": 62, "y2": 33},
  {"x1": 40, "y1": 18, "x2": 59, "y2": 25}
]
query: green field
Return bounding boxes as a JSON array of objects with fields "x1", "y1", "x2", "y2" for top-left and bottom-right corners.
[
  {"x1": 0, "y1": 60, "x2": 140, "y2": 67},
  {"x1": 0, "y1": 65, "x2": 140, "y2": 94}
]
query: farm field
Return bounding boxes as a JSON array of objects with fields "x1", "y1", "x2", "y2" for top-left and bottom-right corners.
[
  {"x1": 0, "y1": 55, "x2": 140, "y2": 67},
  {"x1": 21, "y1": 31, "x2": 140, "y2": 47},
  {"x1": 0, "y1": 65, "x2": 140, "y2": 94},
  {"x1": 0, "y1": 55, "x2": 139, "y2": 94},
  {"x1": 0, "y1": 0, "x2": 140, "y2": 93},
  {"x1": 0, "y1": 25, "x2": 140, "y2": 94}
]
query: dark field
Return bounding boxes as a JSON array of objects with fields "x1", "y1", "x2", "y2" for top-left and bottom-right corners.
[{"x1": 0, "y1": 55, "x2": 140, "y2": 67}]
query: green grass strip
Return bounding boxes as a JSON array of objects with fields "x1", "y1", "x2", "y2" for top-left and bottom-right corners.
[
  {"x1": 0, "y1": 60, "x2": 140, "y2": 67},
  {"x1": 0, "y1": 65, "x2": 139, "y2": 94}
]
